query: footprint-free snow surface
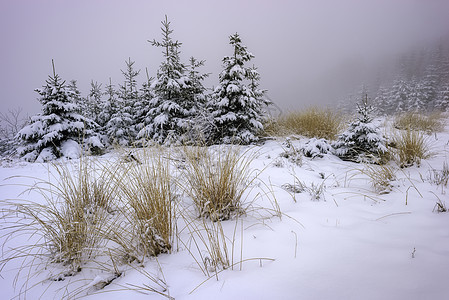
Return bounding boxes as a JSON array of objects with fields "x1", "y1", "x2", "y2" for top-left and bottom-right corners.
[{"x1": 1, "y1": 120, "x2": 449, "y2": 300}]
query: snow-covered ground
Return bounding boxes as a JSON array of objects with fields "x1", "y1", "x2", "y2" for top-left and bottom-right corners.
[{"x1": 1, "y1": 119, "x2": 449, "y2": 300}]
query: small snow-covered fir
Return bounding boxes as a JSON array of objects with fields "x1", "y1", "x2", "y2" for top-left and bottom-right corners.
[
  {"x1": 302, "y1": 138, "x2": 333, "y2": 159},
  {"x1": 138, "y1": 16, "x2": 198, "y2": 145},
  {"x1": 333, "y1": 95, "x2": 387, "y2": 163},
  {"x1": 207, "y1": 33, "x2": 271, "y2": 144},
  {"x1": 16, "y1": 61, "x2": 103, "y2": 162},
  {"x1": 105, "y1": 58, "x2": 140, "y2": 146}
]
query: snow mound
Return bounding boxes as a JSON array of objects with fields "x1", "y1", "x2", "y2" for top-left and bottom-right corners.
[{"x1": 60, "y1": 140, "x2": 81, "y2": 160}]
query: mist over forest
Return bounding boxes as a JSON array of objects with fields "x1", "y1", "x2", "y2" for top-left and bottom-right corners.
[{"x1": 1, "y1": 0, "x2": 449, "y2": 116}]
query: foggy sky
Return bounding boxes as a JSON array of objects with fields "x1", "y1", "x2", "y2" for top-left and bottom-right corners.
[{"x1": 1, "y1": 0, "x2": 449, "y2": 117}]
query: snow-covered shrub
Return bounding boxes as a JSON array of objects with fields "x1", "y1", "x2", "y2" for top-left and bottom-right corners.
[
  {"x1": 272, "y1": 157, "x2": 285, "y2": 168},
  {"x1": 279, "y1": 138, "x2": 303, "y2": 166},
  {"x1": 302, "y1": 138, "x2": 333, "y2": 158},
  {"x1": 333, "y1": 96, "x2": 388, "y2": 164},
  {"x1": 16, "y1": 62, "x2": 104, "y2": 162},
  {"x1": 281, "y1": 182, "x2": 306, "y2": 194},
  {"x1": 281, "y1": 180, "x2": 326, "y2": 201},
  {"x1": 0, "y1": 108, "x2": 28, "y2": 156},
  {"x1": 207, "y1": 33, "x2": 271, "y2": 144},
  {"x1": 307, "y1": 182, "x2": 326, "y2": 201}
]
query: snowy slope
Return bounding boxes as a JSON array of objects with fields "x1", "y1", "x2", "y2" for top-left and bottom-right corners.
[{"x1": 1, "y1": 119, "x2": 449, "y2": 300}]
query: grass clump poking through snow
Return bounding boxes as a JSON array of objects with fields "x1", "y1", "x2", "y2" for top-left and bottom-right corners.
[
  {"x1": 394, "y1": 112, "x2": 445, "y2": 133},
  {"x1": 429, "y1": 161, "x2": 449, "y2": 187},
  {"x1": 362, "y1": 164, "x2": 397, "y2": 194},
  {"x1": 181, "y1": 145, "x2": 254, "y2": 221},
  {"x1": 392, "y1": 129, "x2": 432, "y2": 167},
  {"x1": 179, "y1": 215, "x2": 232, "y2": 276},
  {"x1": 272, "y1": 107, "x2": 344, "y2": 140},
  {"x1": 110, "y1": 148, "x2": 174, "y2": 260},
  {"x1": 0, "y1": 156, "x2": 119, "y2": 284}
]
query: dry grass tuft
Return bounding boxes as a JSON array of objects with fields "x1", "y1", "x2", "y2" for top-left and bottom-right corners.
[
  {"x1": 434, "y1": 199, "x2": 447, "y2": 213},
  {"x1": 180, "y1": 146, "x2": 254, "y2": 221},
  {"x1": 268, "y1": 107, "x2": 344, "y2": 140},
  {"x1": 0, "y1": 156, "x2": 120, "y2": 297},
  {"x1": 179, "y1": 216, "x2": 232, "y2": 276},
  {"x1": 362, "y1": 164, "x2": 397, "y2": 194},
  {"x1": 0, "y1": 150, "x2": 177, "y2": 298},
  {"x1": 428, "y1": 161, "x2": 449, "y2": 188},
  {"x1": 109, "y1": 147, "x2": 175, "y2": 261},
  {"x1": 391, "y1": 129, "x2": 433, "y2": 167},
  {"x1": 394, "y1": 112, "x2": 445, "y2": 133}
]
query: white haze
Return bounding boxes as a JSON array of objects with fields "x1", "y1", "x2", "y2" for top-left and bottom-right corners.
[{"x1": 1, "y1": 0, "x2": 449, "y2": 116}]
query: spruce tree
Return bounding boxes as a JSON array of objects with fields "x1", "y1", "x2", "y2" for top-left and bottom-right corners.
[
  {"x1": 435, "y1": 42, "x2": 449, "y2": 111},
  {"x1": 134, "y1": 68, "x2": 154, "y2": 140},
  {"x1": 17, "y1": 61, "x2": 102, "y2": 162},
  {"x1": 436, "y1": 85, "x2": 449, "y2": 111},
  {"x1": 98, "y1": 78, "x2": 117, "y2": 146},
  {"x1": 389, "y1": 78, "x2": 411, "y2": 113},
  {"x1": 207, "y1": 33, "x2": 270, "y2": 144},
  {"x1": 373, "y1": 85, "x2": 390, "y2": 115},
  {"x1": 137, "y1": 16, "x2": 194, "y2": 145},
  {"x1": 67, "y1": 80, "x2": 87, "y2": 115},
  {"x1": 407, "y1": 77, "x2": 426, "y2": 112},
  {"x1": 184, "y1": 56, "x2": 211, "y2": 142},
  {"x1": 421, "y1": 64, "x2": 439, "y2": 109},
  {"x1": 333, "y1": 95, "x2": 387, "y2": 164},
  {"x1": 105, "y1": 58, "x2": 140, "y2": 146},
  {"x1": 88, "y1": 80, "x2": 102, "y2": 123}
]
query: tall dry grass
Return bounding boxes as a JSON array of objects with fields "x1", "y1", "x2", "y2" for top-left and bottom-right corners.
[
  {"x1": 394, "y1": 112, "x2": 445, "y2": 133},
  {"x1": 361, "y1": 163, "x2": 397, "y2": 194},
  {"x1": 392, "y1": 129, "x2": 432, "y2": 167},
  {"x1": 180, "y1": 145, "x2": 255, "y2": 221},
  {"x1": 178, "y1": 214, "x2": 232, "y2": 277},
  {"x1": 0, "y1": 156, "x2": 121, "y2": 298},
  {"x1": 108, "y1": 148, "x2": 175, "y2": 261},
  {"x1": 1, "y1": 150, "x2": 178, "y2": 297},
  {"x1": 267, "y1": 107, "x2": 344, "y2": 140}
]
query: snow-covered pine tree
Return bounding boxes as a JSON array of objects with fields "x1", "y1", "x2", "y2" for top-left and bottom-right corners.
[
  {"x1": 105, "y1": 58, "x2": 140, "y2": 146},
  {"x1": 389, "y1": 78, "x2": 411, "y2": 113},
  {"x1": 187, "y1": 56, "x2": 209, "y2": 109},
  {"x1": 134, "y1": 68, "x2": 154, "y2": 141},
  {"x1": 373, "y1": 85, "x2": 391, "y2": 115},
  {"x1": 183, "y1": 56, "x2": 211, "y2": 142},
  {"x1": 67, "y1": 80, "x2": 87, "y2": 115},
  {"x1": 87, "y1": 80, "x2": 102, "y2": 123},
  {"x1": 17, "y1": 61, "x2": 103, "y2": 162},
  {"x1": 436, "y1": 85, "x2": 449, "y2": 111},
  {"x1": 407, "y1": 77, "x2": 426, "y2": 112},
  {"x1": 248, "y1": 64, "x2": 271, "y2": 109},
  {"x1": 97, "y1": 78, "x2": 117, "y2": 146},
  {"x1": 332, "y1": 95, "x2": 387, "y2": 164},
  {"x1": 435, "y1": 43, "x2": 449, "y2": 111},
  {"x1": 207, "y1": 33, "x2": 270, "y2": 144},
  {"x1": 137, "y1": 16, "x2": 195, "y2": 145},
  {"x1": 421, "y1": 63, "x2": 439, "y2": 110},
  {"x1": 0, "y1": 108, "x2": 28, "y2": 156}
]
